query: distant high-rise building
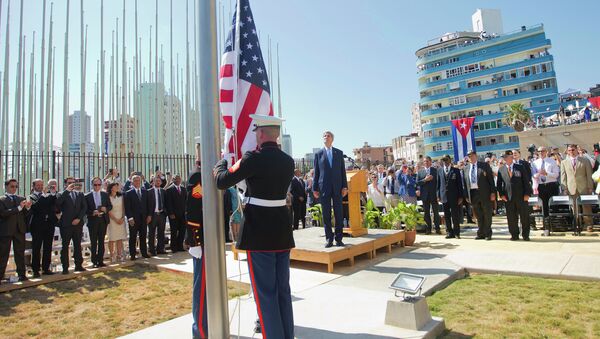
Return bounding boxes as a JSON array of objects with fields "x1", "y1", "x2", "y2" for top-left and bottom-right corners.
[
  {"x1": 68, "y1": 110, "x2": 91, "y2": 145},
  {"x1": 416, "y1": 9, "x2": 559, "y2": 159},
  {"x1": 411, "y1": 103, "x2": 423, "y2": 137},
  {"x1": 281, "y1": 134, "x2": 292, "y2": 156},
  {"x1": 135, "y1": 82, "x2": 185, "y2": 155},
  {"x1": 104, "y1": 115, "x2": 136, "y2": 154}
]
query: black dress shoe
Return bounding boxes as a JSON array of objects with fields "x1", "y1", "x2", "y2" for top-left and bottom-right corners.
[
  {"x1": 523, "y1": 237, "x2": 530, "y2": 241},
  {"x1": 32, "y1": 272, "x2": 41, "y2": 278},
  {"x1": 445, "y1": 235, "x2": 455, "y2": 239},
  {"x1": 157, "y1": 251, "x2": 167, "y2": 255},
  {"x1": 325, "y1": 242, "x2": 333, "y2": 248},
  {"x1": 486, "y1": 236, "x2": 492, "y2": 241},
  {"x1": 18, "y1": 276, "x2": 29, "y2": 282},
  {"x1": 62, "y1": 269, "x2": 69, "y2": 275},
  {"x1": 335, "y1": 241, "x2": 345, "y2": 247},
  {"x1": 455, "y1": 234, "x2": 461, "y2": 239},
  {"x1": 425, "y1": 231, "x2": 432, "y2": 235},
  {"x1": 74, "y1": 266, "x2": 87, "y2": 272},
  {"x1": 98, "y1": 262, "x2": 107, "y2": 267},
  {"x1": 130, "y1": 256, "x2": 137, "y2": 261},
  {"x1": 142, "y1": 254, "x2": 151, "y2": 259},
  {"x1": 42, "y1": 270, "x2": 54, "y2": 275},
  {"x1": 510, "y1": 237, "x2": 519, "y2": 241},
  {"x1": 475, "y1": 236, "x2": 486, "y2": 240},
  {"x1": 435, "y1": 229, "x2": 442, "y2": 235}
]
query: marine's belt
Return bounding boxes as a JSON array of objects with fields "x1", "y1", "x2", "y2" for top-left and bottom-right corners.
[{"x1": 243, "y1": 197, "x2": 287, "y2": 207}]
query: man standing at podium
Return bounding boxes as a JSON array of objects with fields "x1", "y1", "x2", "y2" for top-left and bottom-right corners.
[{"x1": 313, "y1": 131, "x2": 348, "y2": 248}]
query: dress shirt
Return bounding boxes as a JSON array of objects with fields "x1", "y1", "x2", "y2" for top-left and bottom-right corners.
[
  {"x1": 532, "y1": 157, "x2": 559, "y2": 184},
  {"x1": 154, "y1": 188, "x2": 162, "y2": 213},
  {"x1": 93, "y1": 191, "x2": 102, "y2": 209},
  {"x1": 325, "y1": 147, "x2": 333, "y2": 167}
]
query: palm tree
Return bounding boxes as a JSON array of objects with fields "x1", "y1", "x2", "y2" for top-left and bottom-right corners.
[{"x1": 504, "y1": 103, "x2": 532, "y2": 132}]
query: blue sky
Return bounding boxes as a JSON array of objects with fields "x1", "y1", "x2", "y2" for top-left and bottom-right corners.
[{"x1": 2, "y1": 0, "x2": 599, "y2": 158}]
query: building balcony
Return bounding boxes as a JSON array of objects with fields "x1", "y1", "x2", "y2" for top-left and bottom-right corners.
[
  {"x1": 425, "y1": 142, "x2": 520, "y2": 159},
  {"x1": 416, "y1": 24, "x2": 544, "y2": 64},
  {"x1": 421, "y1": 87, "x2": 558, "y2": 118},
  {"x1": 424, "y1": 126, "x2": 515, "y2": 144},
  {"x1": 420, "y1": 71, "x2": 556, "y2": 104},
  {"x1": 418, "y1": 54, "x2": 554, "y2": 91}
]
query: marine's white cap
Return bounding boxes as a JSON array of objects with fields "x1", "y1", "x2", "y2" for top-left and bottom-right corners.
[{"x1": 250, "y1": 114, "x2": 284, "y2": 131}]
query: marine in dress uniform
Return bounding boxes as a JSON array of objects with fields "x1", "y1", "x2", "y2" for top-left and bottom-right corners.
[
  {"x1": 214, "y1": 115, "x2": 295, "y2": 339},
  {"x1": 186, "y1": 157, "x2": 207, "y2": 339}
]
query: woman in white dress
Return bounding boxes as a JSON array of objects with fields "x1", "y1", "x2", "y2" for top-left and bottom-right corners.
[{"x1": 107, "y1": 182, "x2": 127, "y2": 262}]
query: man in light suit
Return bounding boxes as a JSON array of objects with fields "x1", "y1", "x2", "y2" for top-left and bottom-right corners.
[
  {"x1": 0, "y1": 179, "x2": 32, "y2": 282},
  {"x1": 56, "y1": 177, "x2": 88, "y2": 274},
  {"x1": 85, "y1": 177, "x2": 112, "y2": 267},
  {"x1": 560, "y1": 144, "x2": 594, "y2": 233},
  {"x1": 437, "y1": 155, "x2": 464, "y2": 239},
  {"x1": 417, "y1": 156, "x2": 441, "y2": 234},
  {"x1": 497, "y1": 151, "x2": 532, "y2": 240},
  {"x1": 463, "y1": 150, "x2": 496, "y2": 240},
  {"x1": 312, "y1": 131, "x2": 348, "y2": 247}
]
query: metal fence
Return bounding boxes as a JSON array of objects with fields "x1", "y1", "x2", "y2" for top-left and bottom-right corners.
[{"x1": 0, "y1": 150, "x2": 194, "y2": 196}]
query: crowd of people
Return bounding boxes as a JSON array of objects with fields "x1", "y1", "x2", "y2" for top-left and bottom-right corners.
[
  {"x1": 0, "y1": 168, "x2": 191, "y2": 283},
  {"x1": 362, "y1": 143, "x2": 600, "y2": 240}
]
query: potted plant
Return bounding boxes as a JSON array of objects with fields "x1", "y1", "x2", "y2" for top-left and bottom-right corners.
[
  {"x1": 397, "y1": 202, "x2": 425, "y2": 246},
  {"x1": 363, "y1": 199, "x2": 382, "y2": 229},
  {"x1": 307, "y1": 204, "x2": 323, "y2": 227}
]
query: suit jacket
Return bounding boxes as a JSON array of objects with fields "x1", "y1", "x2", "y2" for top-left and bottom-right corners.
[
  {"x1": 515, "y1": 159, "x2": 533, "y2": 186},
  {"x1": 85, "y1": 191, "x2": 112, "y2": 224},
  {"x1": 497, "y1": 163, "x2": 532, "y2": 201},
  {"x1": 417, "y1": 167, "x2": 438, "y2": 202},
  {"x1": 147, "y1": 187, "x2": 166, "y2": 216},
  {"x1": 312, "y1": 147, "x2": 348, "y2": 198},
  {"x1": 560, "y1": 156, "x2": 594, "y2": 195},
  {"x1": 165, "y1": 184, "x2": 187, "y2": 218},
  {"x1": 55, "y1": 190, "x2": 87, "y2": 228},
  {"x1": 290, "y1": 177, "x2": 307, "y2": 204},
  {"x1": 0, "y1": 194, "x2": 29, "y2": 236},
  {"x1": 124, "y1": 187, "x2": 150, "y2": 223},
  {"x1": 463, "y1": 161, "x2": 496, "y2": 201},
  {"x1": 437, "y1": 167, "x2": 464, "y2": 204},
  {"x1": 28, "y1": 192, "x2": 59, "y2": 231}
]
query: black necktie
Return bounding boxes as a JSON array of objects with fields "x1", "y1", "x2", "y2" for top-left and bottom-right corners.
[{"x1": 157, "y1": 190, "x2": 163, "y2": 210}]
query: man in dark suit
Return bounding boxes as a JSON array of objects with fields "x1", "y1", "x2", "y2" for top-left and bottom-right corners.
[
  {"x1": 0, "y1": 179, "x2": 31, "y2": 282},
  {"x1": 85, "y1": 177, "x2": 112, "y2": 267},
  {"x1": 165, "y1": 174, "x2": 187, "y2": 253},
  {"x1": 463, "y1": 150, "x2": 496, "y2": 240},
  {"x1": 312, "y1": 131, "x2": 348, "y2": 247},
  {"x1": 497, "y1": 151, "x2": 533, "y2": 241},
  {"x1": 147, "y1": 176, "x2": 167, "y2": 256},
  {"x1": 512, "y1": 149, "x2": 535, "y2": 228},
  {"x1": 290, "y1": 169, "x2": 307, "y2": 230},
  {"x1": 28, "y1": 179, "x2": 58, "y2": 277},
  {"x1": 437, "y1": 155, "x2": 464, "y2": 239},
  {"x1": 124, "y1": 175, "x2": 150, "y2": 260},
  {"x1": 55, "y1": 177, "x2": 88, "y2": 274},
  {"x1": 417, "y1": 156, "x2": 441, "y2": 234}
]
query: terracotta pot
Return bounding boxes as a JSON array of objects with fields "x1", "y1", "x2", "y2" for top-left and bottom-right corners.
[{"x1": 404, "y1": 229, "x2": 417, "y2": 246}]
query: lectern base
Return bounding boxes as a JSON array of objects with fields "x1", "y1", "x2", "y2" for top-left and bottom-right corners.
[{"x1": 343, "y1": 227, "x2": 368, "y2": 237}]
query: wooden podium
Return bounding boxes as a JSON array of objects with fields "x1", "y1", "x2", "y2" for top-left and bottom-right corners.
[{"x1": 343, "y1": 169, "x2": 368, "y2": 237}]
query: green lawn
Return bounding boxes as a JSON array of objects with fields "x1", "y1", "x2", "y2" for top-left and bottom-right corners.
[
  {"x1": 428, "y1": 274, "x2": 600, "y2": 338},
  {"x1": 0, "y1": 265, "x2": 249, "y2": 339}
]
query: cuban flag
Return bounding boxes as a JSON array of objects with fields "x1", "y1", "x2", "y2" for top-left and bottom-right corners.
[{"x1": 451, "y1": 117, "x2": 476, "y2": 162}]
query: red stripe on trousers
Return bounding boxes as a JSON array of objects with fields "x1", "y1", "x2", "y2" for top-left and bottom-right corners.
[
  {"x1": 247, "y1": 251, "x2": 266, "y2": 338},
  {"x1": 234, "y1": 85, "x2": 264, "y2": 159},
  {"x1": 199, "y1": 258, "x2": 207, "y2": 338}
]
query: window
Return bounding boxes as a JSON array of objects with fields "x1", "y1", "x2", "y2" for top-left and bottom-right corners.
[
  {"x1": 509, "y1": 136, "x2": 519, "y2": 143},
  {"x1": 450, "y1": 96, "x2": 466, "y2": 106},
  {"x1": 446, "y1": 67, "x2": 463, "y2": 78},
  {"x1": 467, "y1": 80, "x2": 481, "y2": 88},
  {"x1": 446, "y1": 142, "x2": 453, "y2": 150}
]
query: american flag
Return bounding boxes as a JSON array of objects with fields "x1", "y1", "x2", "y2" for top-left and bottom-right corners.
[{"x1": 220, "y1": 0, "x2": 273, "y2": 162}]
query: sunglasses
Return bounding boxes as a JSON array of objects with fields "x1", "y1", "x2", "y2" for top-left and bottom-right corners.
[{"x1": 93, "y1": 184, "x2": 102, "y2": 187}]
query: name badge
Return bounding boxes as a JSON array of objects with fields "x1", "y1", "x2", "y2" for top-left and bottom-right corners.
[{"x1": 514, "y1": 170, "x2": 521, "y2": 177}]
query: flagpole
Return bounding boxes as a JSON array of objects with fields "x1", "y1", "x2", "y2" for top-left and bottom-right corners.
[{"x1": 198, "y1": 0, "x2": 228, "y2": 337}]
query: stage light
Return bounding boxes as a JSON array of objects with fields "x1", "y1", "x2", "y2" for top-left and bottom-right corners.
[{"x1": 390, "y1": 272, "x2": 426, "y2": 300}]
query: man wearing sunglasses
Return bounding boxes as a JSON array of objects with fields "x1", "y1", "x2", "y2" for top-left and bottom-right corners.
[
  {"x1": 85, "y1": 177, "x2": 112, "y2": 267},
  {"x1": 56, "y1": 177, "x2": 88, "y2": 274},
  {"x1": 0, "y1": 179, "x2": 32, "y2": 283}
]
